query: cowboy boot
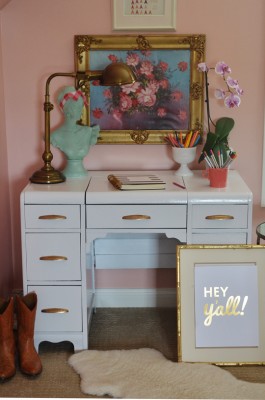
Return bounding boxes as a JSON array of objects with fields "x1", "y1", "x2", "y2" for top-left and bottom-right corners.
[
  {"x1": 16, "y1": 292, "x2": 42, "y2": 376},
  {"x1": 0, "y1": 297, "x2": 16, "y2": 381}
]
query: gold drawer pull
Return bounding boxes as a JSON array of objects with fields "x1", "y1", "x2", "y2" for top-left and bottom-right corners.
[
  {"x1": 41, "y1": 308, "x2": 69, "y2": 314},
  {"x1": 38, "y1": 215, "x2": 67, "y2": 220},
  {"x1": 205, "y1": 215, "x2": 234, "y2": 220},
  {"x1": 122, "y1": 214, "x2": 151, "y2": 220},
  {"x1": 39, "y1": 256, "x2": 68, "y2": 261}
]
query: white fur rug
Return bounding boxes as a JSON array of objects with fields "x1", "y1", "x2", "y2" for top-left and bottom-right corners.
[{"x1": 68, "y1": 348, "x2": 265, "y2": 399}]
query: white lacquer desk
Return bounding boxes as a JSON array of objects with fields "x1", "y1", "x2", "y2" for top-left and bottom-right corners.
[{"x1": 20, "y1": 170, "x2": 252, "y2": 350}]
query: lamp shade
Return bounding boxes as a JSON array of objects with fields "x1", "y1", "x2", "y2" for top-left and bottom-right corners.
[{"x1": 101, "y1": 62, "x2": 136, "y2": 86}]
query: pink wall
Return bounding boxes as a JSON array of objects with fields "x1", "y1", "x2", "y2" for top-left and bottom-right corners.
[
  {"x1": 0, "y1": 15, "x2": 13, "y2": 297},
  {"x1": 0, "y1": 0, "x2": 265, "y2": 292}
]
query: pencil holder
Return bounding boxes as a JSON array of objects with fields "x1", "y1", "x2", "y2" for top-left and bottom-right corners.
[
  {"x1": 172, "y1": 147, "x2": 196, "y2": 176},
  {"x1": 209, "y1": 168, "x2": 228, "y2": 188}
]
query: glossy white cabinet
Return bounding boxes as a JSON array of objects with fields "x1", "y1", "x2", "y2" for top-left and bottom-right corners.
[
  {"x1": 20, "y1": 178, "x2": 90, "y2": 351},
  {"x1": 20, "y1": 170, "x2": 252, "y2": 349}
]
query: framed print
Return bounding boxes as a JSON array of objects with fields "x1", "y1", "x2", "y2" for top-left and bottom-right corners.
[
  {"x1": 75, "y1": 34, "x2": 205, "y2": 144},
  {"x1": 176, "y1": 245, "x2": 265, "y2": 365},
  {"x1": 111, "y1": 0, "x2": 177, "y2": 31}
]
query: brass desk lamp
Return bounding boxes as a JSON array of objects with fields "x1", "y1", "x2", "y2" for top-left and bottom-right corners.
[{"x1": 30, "y1": 63, "x2": 136, "y2": 184}]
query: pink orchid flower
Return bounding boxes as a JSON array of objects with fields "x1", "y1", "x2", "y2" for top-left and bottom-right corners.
[
  {"x1": 215, "y1": 61, "x2": 232, "y2": 75},
  {"x1": 214, "y1": 89, "x2": 226, "y2": 100},
  {"x1": 224, "y1": 94, "x2": 241, "y2": 108},
  {"x1": 197, "y1": 62, "x2": 209, "y2": 72}
]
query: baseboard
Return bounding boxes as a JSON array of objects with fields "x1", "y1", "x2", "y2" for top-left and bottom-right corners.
[{"x1": 95, "y1": 288, "x2": 176, "y2": 308}]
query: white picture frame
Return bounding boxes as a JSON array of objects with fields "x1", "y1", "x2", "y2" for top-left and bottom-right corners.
[
  {"x1": 111, "y1": 0, "x2": 176, "y2": 31},
  {"x1": 177, "y1": 244, "x2": 265, "y2": 365}
]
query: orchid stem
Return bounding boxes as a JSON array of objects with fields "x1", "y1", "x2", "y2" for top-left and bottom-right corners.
[{"x1": 205, "y1": 71, "x2": 215, "y2": 131}]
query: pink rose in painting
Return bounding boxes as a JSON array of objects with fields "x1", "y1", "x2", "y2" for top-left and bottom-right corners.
[
  {"x1": 178, "y1": 61, "x2": 188, "y2": 72},
  {"x1": 157, "y1": 108, "x2": 167, "y2": 117},
  {"x1": 147, "y1": 80, "x2": 159, "y2": 92},
  {"x1": 126, "y1": 53, "x2": 140, "y2": 67},
  {"x1": 103, "y1": 88, "x2": 112, "y2": 99},
  {"x1": 137, "y1": 87, "x2": 156, "y2": 107},
  {"x1": 139, "y1": 60, "x2": 154, "y2": 78},
  {"x1": 92, "y1": 80, "x2": 100, "y2": 86},
  {"x1": 108, "y1": 54, "x2": 118, "y2": 63},
  {"x1": 141, "y1": 50, "x2": 151, "y2": 57},
  {"x1": 119, "y1": 93, "x2": 133, "y2": 111},
  {"x1": 131, "y1": 98, "x2": 139, "y2": 108},
  {"x1": 92, "y1": 108, "x2": 103, "y2": 119},
  {"x1": 158, "y1": 61, "x2": 168, "y2": 72},
  {"x1": 159, "y1": 79, "x2": 169, "y2": 89},
  {"x1": 121, "y1": 82, "x2": 141, "y2": 95},
  {"x1": 171, "y1": 90, "x2": 183, "y2": 101}
]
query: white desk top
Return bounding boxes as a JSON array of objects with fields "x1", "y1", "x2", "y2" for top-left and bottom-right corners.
[
  {"x1": 184, "y1": 170, "x2": 253, "y2": 204},
  {"x1": 21, "y1": 176, "x2": 90, "y2": 204},
  {"x1": 85, "y1": 170, "x2": 252, "y2": 205},
  {"x1": 86, "y1": 170, "x2": 187, "y2": 205},
  {"x1": 21, "y1": 170, "x2": 252, "y2": 205}
]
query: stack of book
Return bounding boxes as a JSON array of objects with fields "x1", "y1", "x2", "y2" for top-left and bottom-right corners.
[{"x1": 107, "y1": 174, "x2": 166, "y2": 190}]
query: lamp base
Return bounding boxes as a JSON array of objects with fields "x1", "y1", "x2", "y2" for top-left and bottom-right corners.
[{"x1": 30, "y1": 166, "x2": 66, "y2": 184}]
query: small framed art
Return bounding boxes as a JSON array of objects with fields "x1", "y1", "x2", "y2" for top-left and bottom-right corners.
[
  {"x1": 176, "y1": 244, "x2": 265, "y2": 365},
  {"x1": 111, "y1": 0, "x2": 177, "y2": 31}
]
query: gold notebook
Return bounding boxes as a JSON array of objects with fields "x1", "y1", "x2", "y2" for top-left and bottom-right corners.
[{"x1": 107, "y1": 174, "x2": 166, "y2": 190}]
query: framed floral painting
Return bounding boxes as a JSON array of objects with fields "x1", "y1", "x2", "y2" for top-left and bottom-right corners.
[{"x1": 74, "y1": 34, "x2": 205, "y2": 144}]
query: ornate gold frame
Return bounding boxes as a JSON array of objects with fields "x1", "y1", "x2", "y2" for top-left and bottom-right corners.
[{"x1": 75, "y1": 34, "x2": 206, "y2": 144}]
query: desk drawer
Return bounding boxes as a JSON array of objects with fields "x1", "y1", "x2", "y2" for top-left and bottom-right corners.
[
  {"x1": 192, "y1": 205, "x2": 248, "y2": 229},
  {"x1": 28, "y1": 286, "x2": 82, "y2": 332},
  {"x1": 25, "y1": 205, "x2": 80, "y2": 229},
  {"x1": 192, "y1": 233, "x2": 247, "y2": 244},
  {"x1": 86, "y1": 205, "x2": 187, "y2": 228},
  {"x1": 25, "y1": 233, "x2": 81, "y2": 280}
]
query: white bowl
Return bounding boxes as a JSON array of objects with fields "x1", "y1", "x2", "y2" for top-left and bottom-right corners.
[{"x1": 172, "y1": 147, "x2": 197, "y2": 176}]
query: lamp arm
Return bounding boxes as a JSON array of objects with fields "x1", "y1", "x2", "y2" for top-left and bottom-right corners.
[
  {"x1": 43, "y1": 72, "x2": 77, "y2": 165},
  {"x1": 45, "y1": 72, "x2": 77, "y2": 95},
  {"x1": 75, "y1": 70, "x2": 103, "y2": 89}
]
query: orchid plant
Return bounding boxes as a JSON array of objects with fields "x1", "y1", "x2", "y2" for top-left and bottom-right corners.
[{"x1": 197, "y1": 61, "x2": 243, "y2": 163}]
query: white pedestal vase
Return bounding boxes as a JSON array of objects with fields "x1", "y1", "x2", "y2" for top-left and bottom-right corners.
[{"x1": 172, "y1": 147, "x2": 197, "y2": 176}]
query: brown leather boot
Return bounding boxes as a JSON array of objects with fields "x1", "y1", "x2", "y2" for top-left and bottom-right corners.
[
  {"x1": 0, "y1": 297, "x2": 16, "y2": 381},
  {"x1": 16, "y1": 292, "x2": 42, "y2": 376}
]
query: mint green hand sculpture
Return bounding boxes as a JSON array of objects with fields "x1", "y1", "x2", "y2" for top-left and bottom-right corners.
[{"x1": 51, "y1": 86, "x2": 100, "y2": 178}]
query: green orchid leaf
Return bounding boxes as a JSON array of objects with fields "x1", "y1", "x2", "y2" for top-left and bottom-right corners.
[
  {"x1": 199, "y1": 117, "x2": 235, "y2": 163},
  {"x1": 198, "y1": 132, "x2": 217, "y2": 163},
  {"x1": 215, "y1": 117, "x2": 235, "y2": 141}
]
